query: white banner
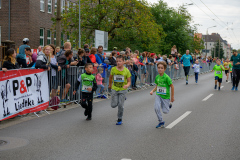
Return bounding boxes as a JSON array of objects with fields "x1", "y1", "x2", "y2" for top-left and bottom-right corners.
[
  {"x1": 0, "y1": 69, "x2": 49, "y2": 121},
  {"x1": 95, "y1": 30, "x2": 108, "y2": 50}
]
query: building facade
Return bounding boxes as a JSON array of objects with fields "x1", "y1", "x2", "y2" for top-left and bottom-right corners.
[{"x1": 0, "y1": 0, "x2": 77, "y2": 54}]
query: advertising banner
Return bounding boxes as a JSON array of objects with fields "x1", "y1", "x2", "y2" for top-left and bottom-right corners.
[{"x1": 0, "y1": 69, "x2": 49, "y2": 121}]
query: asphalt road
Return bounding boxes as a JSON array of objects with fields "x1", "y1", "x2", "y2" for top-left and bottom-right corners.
[{"x1": 0, "y1": 72, "x2": 240, "y2": 160}]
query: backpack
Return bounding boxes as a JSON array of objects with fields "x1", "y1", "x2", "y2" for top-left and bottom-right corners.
[{"x1": 50, "y1": 96, "x2": 60, "y2": 110}]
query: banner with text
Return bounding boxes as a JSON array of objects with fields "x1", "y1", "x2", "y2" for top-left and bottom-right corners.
[{"x1": 0, "y1": 69, "x2": 49, "y2": 121}]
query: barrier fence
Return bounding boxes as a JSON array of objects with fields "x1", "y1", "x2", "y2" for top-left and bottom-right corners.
[{"x1": 0, "y1": 61, "x2": 215, "y2": 121}]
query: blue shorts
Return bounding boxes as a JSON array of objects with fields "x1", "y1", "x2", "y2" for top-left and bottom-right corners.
[{"x1": 215, "y1": 76, "x2": 222, "y2": 83}]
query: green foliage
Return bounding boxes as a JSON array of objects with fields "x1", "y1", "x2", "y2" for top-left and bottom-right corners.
[{"x1": 51, "y1": 0, "x2": 200, "y2": 55}]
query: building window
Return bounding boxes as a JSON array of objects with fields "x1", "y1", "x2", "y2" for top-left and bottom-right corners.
[
  {"x1": 40, "y1": 0, "x2": 45, "y2": 12},
  {"x1": 47, "y1": 30, "x2": 51, "y2": 44},
  {"x1": 61, "y1": 0, "x2": 65, "y2": 12},
  {"x1": 0, "y1": 0, "x2": 2, "y2": 9},
  {"x1": 48, "y1": 0, "x2": 52, "y2": 13},
  {"x1": 55, "y1": 0, "x2": 57, "y2": 10},
  {"x1": 40, "y1": 28, "x2": 44, "y2": 46},
  {"x1": 54, "y1": 31, "x2": 56, "y2": 45}
]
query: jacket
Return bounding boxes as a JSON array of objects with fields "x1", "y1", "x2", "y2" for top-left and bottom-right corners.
[
  {"x1": 2, "y1": 61, "x2": 20, "y2": 70},
  {"x1": 109, "y1": 57, "x2": 117, "y2": 66},
  {"x1": 35, "y1": 52, "x2": 49, "y2": 69}
]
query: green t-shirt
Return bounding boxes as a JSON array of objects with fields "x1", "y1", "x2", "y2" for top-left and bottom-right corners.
[
  {"x1": 229, "y1": 63, "x2": 233, "y2": 72},
  {"x1": 155, "y1": 73, "x2": 172, "y2": 99},
  {"x1": 230, "y1": 54, "x2": 240, "y2": 70},
  {"x1": 213, "y1": 65, "x2": 224, "y2": 78},
  {"x1": 110, "y1": 66, "x2": 131, "y2": 91},
  {"x1": 78, "y1": 73, "x2": 96, "y2": 93}
]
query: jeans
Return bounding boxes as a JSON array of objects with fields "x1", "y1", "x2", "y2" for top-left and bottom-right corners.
[
  {"x1": 96, "y1": 85, "x2": 104, "y2": 95},
  {"x1": 195, "y1": 72, "x2": 199, "y2": 81}
]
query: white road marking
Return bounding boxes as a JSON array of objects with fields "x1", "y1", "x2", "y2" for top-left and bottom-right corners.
[
  {"x1": 121, "y1": 159, "x2": 131, "y2": 160},
  {"x1": 165, "y1": 111, "x2": 192, "y2": 129},
  {"x1": 202, "y1": 94, "x2": 214, "y2": 101},
  {"x1": 221, "y1": 86, "x2": 224, "y2": 89}
]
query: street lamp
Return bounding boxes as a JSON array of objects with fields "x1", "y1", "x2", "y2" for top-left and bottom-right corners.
[
  {"x1": 206, "y1": 25, "x2": 216, "y2": 57},
  {"x1": 183, "y1": 3, "x2": 193, "y2": 7}
]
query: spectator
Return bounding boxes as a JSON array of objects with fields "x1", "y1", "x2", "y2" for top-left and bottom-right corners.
[
  {"x1": 38, "y1": 46, "x2": 43, "y2": 55},
  {"x1": 113, "y1": 47, "x2": 120, "y2": 55},
  {"x1": 57, "y1": 42, "x2": 72, "y2": 60},
  {"x1": 56, "y1": 46, "x2": 60, "y2": 55},
  {"x1": 125, "y1": 51, "x2": 131, "y2": 61},
  {"x1": 89, "y1": 47, "x2": 101, "y2": 67},
  {"x1": 96, "y1": 68, "x2": 105, "y2": 97},
  {"x1": 35, "y1": 46, "x2": 51, "y2": 70},
  {"x1": 171, "y1": 45, "x2": 177, "y2": 56},
  {"x1": 58, "y1": 50, "x2": 73, "y2": 103},
  {"x1": 49, "y1": 44, "x2": 61, "y2": 99},
  {"x1": 76, "y1": 48, "x2": 87, "y2": 67},
  {"x1": 16, "y1": 38, "x2": 30, "y2": 68},
  {"x1": 84, "y1": 48, "x2": 90, "y2": 56},
  {"x1": 25, "y1": 47, "x2": 37, "y2": 68},
  {"x1": 2, "y1": 48, "x2": 19, "y2": 69},
  {"x1": 84, "y1": 44, "x2": 89, "y2": 49},
  {"x1": 139, "y1": 52, "x2": 149, "y2": 84},
  {"x1": 97, "y1": 45, "x2": 106, "y2": 62},
  {"x1": 109, "y1": 51, "x2": 117, "y2": 66}
]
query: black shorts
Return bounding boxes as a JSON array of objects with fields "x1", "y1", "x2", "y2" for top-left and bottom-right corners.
[
  {"x1": 215, "y1": 76, "x2": 222, "y2": 83},
  {"x1": 225, "y1": 70, "x2": 229, "y2": 74},
  {"x1": 183, "y1": 66, "x2": 190, "y2": 76}
]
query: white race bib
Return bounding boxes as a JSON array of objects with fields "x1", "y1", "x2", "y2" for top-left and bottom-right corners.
[
  {"x1": 157, "y1": 86, "x2": 166, "y2": 95},
  {"x1": 114, "y1": 75, "x2": 124, "y2": 82},
  {"x1": 216, "y1": 71, "x2": 221, "y2": 74},
  {"x1": 196, "y1": 65, "x2": 199, "y2": 69},
  {"x1": 225, "y1": 66, "x2": 229, "y2": 69},
  {"x1": 82, "y1": 85, "x2": 91, "y2": 93}
]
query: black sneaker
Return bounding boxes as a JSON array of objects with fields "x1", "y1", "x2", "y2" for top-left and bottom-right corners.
[
  {"x1": 116, "y1": 119, "x2": 122, "y2": 125},
  {"x1": 218, "y1": 87, "x2": 220, "y2": 90},
  {"x1": 169, "y1": 102, "x2": 173, "y2": 109},
  {"x1": 86, "y1": 117, "x2": 92, "y2": 121}
]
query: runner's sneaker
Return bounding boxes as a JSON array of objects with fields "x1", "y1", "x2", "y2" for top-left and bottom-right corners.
[
  {"x1": 235, "y1": 87, "x2": 238, "y2": 91},
  {"x1": 226, "y1": 80, "x2": 228, "y2": 82},
  {"x1": 116, "y1": 119, "x2": 122, "y2": 125},
  {"x1": 101, "y1": 95, "x2": 107, "y2": 99},
  {"x1": 214, "y1": 85, "x2": 217, "y2": 90},
  {"x1": 218, "y1": 87, "x2": 220, "y2": 90},
  {"x1": 156, "y1": 121, "x2": 165, "y2": 128},
  {"x1": 231, "y1": 86, "x2": 235, "y2": 91},
  {"x1": 84, "y1": 109, "x2": 88, "y2": 116},
  {"x1": 186, "y1": 81, "x2": 188, "y2": 85},
  {"x1": 86, "y1": 117, "x2": 91, "y2": 121}
]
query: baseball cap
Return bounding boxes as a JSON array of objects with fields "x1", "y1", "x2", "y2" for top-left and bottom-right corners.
[
  {"x1": 120, "y1": 51, "x2": 125, "y2": 55},
  {"x1": 113, "y1": 47, "x2": 117, "y2": 50},
  {"x1": 84, "y1": 48, "x2": 90, "y2": 52}
]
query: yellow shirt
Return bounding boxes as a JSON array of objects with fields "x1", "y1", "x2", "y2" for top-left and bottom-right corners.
[{"x1": 223, "y1": 62, "x2": 230, "y2": 70}]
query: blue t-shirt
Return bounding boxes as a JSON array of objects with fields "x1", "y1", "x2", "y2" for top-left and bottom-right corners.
[
  {"x1": 181, "y1": 54, "x2": 193, "y2": 67},
  {"x1": 17, "y1": 44, "x2": 30, "y2": 59}
]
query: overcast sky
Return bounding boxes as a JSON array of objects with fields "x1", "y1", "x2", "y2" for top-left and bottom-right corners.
[{"x1": 147, "y1": 0, "x2": 240, "y2": 49}]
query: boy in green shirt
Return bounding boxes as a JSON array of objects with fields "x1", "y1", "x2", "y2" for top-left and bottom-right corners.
[
  {"x1": 73, "y1": 63, "x2": 97, "y2": 121},
  {"x1": 109, "y1": 55, "x2": 131, "y2": 125},
  {"x1": 150, "y1": 61, "x2": 175, "y2": 128},
  {"x1": 211, "y1": 59, "x2": 224, "y2": 90}
]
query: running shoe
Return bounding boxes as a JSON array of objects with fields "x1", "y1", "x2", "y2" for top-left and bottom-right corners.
[
  {"x1": 169, "y1": 102, "x2": 173, "y2": 109},
  {"x1": 101, "y1": 95, "x2": 107, "y2": 99},
  {"x1": 226, "y1": 80, "x2": 228, "y2": 82},
  {"x1": 231, "y1": 86, "x2": 235, "y2": 91},
  {"x1": 186, "y1": 81, "x2": 188, "y2": 85},
  {"x1": 116, "y1": 119, "x2": 122, "y2": 125},
  {"x1": 156, "y1": 121, "x2": 165, "y2": 128},
  {"x1": 214, "y1": 85, "x2": 217, "y2": 90},
  {"x1": 86, "y1": 117, "x2": 92, "y2": 121},
  {"x1": 218, "y1": 87, "x2": 220, "y2": 90},
  {"x1": 235, "y1": 87, "x2": 238, "y2": 91}
]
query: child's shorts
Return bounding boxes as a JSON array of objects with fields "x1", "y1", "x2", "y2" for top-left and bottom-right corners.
[
  {"x1": 225, "y1": 70, "x2": 229, "y2": 74},
  {"x1": 215, "y1": 76, "x2": 222, "y2": 83}
]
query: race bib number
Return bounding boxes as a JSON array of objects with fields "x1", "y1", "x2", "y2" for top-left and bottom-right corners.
[
  {"x1": 225, "y1": 66, "x2": 229, "y2": 69},
  {"x1": 82, "y1": 85, "x2": 91, "y2": 93},
  {"x1": 216, "y1": 71, "x2": 221, "y2": 74},
  {"x1": 157, "y1": 86, "x2": 166, "y2": 95},
  {"x1": 114, "y1": 75, "x2": 124, "y2": 82},
  {"x1": 196, "y1": 66, "x2": 199, "y2": 69}
]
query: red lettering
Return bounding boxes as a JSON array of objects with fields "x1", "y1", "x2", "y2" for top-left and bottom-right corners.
[{"x1": 20, "y1": 80, "x2": 27, "y2": 94}]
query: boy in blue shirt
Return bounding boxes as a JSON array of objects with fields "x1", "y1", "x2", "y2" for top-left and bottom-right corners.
[{"x1": 192, "y1": 60, "x2": 202, "y2": 83}]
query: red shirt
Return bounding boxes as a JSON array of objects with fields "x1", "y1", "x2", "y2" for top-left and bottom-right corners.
[{"x1": 89, "y1": 54, "x2": 96, "y2": 63}]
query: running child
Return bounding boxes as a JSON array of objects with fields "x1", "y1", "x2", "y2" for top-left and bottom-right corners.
[
  {"x1": 150, "y1": 61, "x2": 175, "y2": 128},
  {"x1": 192, "y1": 60, "x2": 202, "y2": 83},
  {"x1": 211, "y1": 59, "x2": 224, "y2": 90},
  {"x1": 223, "y1": 58, "x2": 231, "y2": 82},
  {"x1": 108, "y1": 55, "x2": 131, "y2": 125},
  {"x1": 73, "y1": 63, "x2": 98, "y2": 121}
]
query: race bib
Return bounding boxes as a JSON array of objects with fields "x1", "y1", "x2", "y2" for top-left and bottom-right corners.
[
  {"x1": 196, "y1": 65, "x2": 199, "y2": 69},
  {"x1": 82, "y1": 85, "x2": 91, "y2": 93},
  {"x1": 225, "y1": 66, "x2": 229, "y2": 69},
  {"x1": 157, "y1": 86, "x2": 166, "y2": 95},
  {"x1": 216, "y1": 71, "x2": 221, "y2": 74},
  {"x1": 114, "y1": 75, "x2": 124, "y2": 82}
]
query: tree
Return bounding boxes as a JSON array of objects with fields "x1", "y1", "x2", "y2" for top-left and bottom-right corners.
[
  {"x1": 52, "y1": 0, "x2": 164, "y2": 53},
  {"x1": 192, "y1": 35, "x2": 205, "y2": 54},
  {"x1": 150, "y1": 0, "x2": 197, "y2": 55},
  {"x1": 211, "y1": 41, "x2": 224, "y2": 59}
]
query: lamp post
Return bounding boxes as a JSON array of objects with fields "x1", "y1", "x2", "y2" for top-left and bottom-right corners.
[
  {"x1": 178, "y1": 3, "x2": 193, "y2": 14},
  {"x1": 206, "y1": 25, "x2": 216, "y2": 57},
  {"x1": 78, "y1": 0, "x2": 81, "y2": 48}
]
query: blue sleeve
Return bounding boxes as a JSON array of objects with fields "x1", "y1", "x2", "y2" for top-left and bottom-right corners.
[
  {"x1": 95, "y1": 55, "x2": 102, "y2": 65},
  {"x1": 200, "y1": 66, "x2": 203, "y2": 68}
]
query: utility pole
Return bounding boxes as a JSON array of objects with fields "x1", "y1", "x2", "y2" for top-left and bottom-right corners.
[{"x1": 56, "y1": 0, "x2": 61, "y2": 47}]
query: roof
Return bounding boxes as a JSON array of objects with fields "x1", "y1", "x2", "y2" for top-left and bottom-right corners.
[{"x1": 202, "y1": 33, "x2": 224, "y2": 42}]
